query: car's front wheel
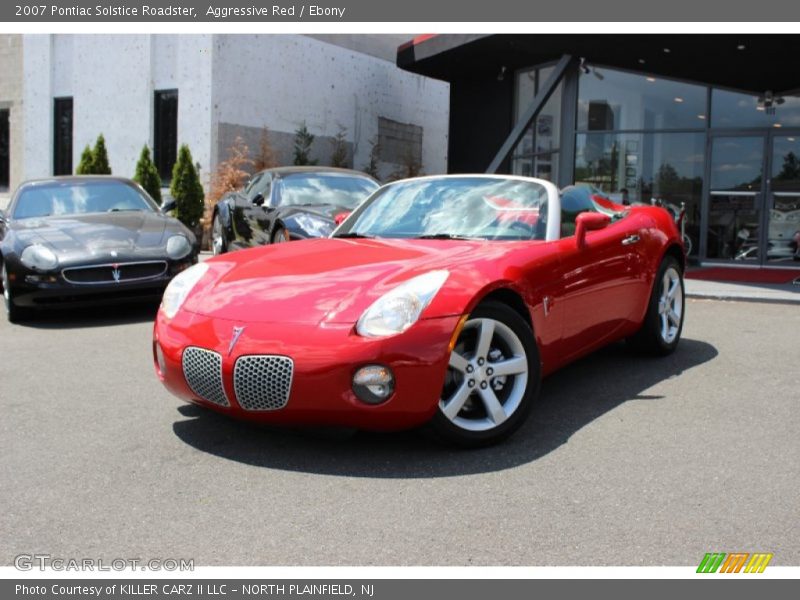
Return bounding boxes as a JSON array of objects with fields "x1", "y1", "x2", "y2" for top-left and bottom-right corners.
[
  {"x1": 430, "y1": 301, "x2": 540, "y2": 447},
  {"x1": 211, "y1": 213, "x2": 227, "y2": 255},
  {"x1": 1, "y1": 261, "x2": 32, "y2": 323},
  {"x1": 272, "y1": 226, "x2": 290, "y2": 244}
]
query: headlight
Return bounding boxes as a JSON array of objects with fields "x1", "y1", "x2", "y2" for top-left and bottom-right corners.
[
  {"x1": 20, "y1": 245, "x2": 59, "y2": 271},
  {"x1": 356, "y1": 270, "x2": 449, "y2": 338},
  {"x1": 161, "y1": 262, "x2": 209, "y2": 319},
  {"x1": 293, "y1": 213, "x2": 333, "y2": 238},
  {"x1": 166, "y1": 235, "x2": 192, "y2": 260}
]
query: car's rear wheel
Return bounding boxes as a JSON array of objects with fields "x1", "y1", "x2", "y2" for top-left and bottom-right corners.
[
  {"x1": 1, "y1": 261, "x2": 32, "y2": 323},
  {"x1": 429, "y1": 301, "x2": 540, "y2": 447},
  {"x1": 628, "y1": 255, "x2": 685, "y2": 355},
  {"x1": 211, "y1": 213, "x2": 227, "y2": 255},
  {"x1": 272, "y1": 226, "x2": 290, "y2": 244}
]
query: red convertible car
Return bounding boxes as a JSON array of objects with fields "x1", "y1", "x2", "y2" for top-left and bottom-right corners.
[{"x1": 153, "y1": 175, "x2": 685, "y2": 446}]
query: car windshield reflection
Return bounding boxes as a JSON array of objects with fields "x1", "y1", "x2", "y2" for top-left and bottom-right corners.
[
  {"x1": 276, "y1": 173, "x2": 378, "y2": 210},
  {"x1": 12, "y1": 180, "x2": 157, "y2": 219},
  {"x1": 335, "y1": 176, "x2": 550, "y2": 241}
]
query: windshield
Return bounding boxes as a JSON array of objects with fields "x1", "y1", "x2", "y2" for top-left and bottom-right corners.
[
  {"x1": 275, "y1": 173, "x2": 378, "y2": 210},
  {"x1": 12, "y1": 180, "x2": 157, "y2": 219},
  {"x1": 335, "y1": 176, "x2": 551, "y2": 240}
]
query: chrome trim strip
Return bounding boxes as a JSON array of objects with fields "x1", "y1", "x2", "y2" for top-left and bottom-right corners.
[{"x1": 61, "y1": 260, "x2": 168, "y2": 285}]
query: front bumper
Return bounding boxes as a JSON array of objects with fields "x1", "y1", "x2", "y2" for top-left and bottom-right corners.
[
  {"x1": 154, "y1": 310, "x2": 460, "y2": 431},
  {"x1": 6, "y1": 258, "x2": 195, "y2": 309}
]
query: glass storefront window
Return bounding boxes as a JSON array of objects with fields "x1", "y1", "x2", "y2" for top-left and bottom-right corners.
[
  {"x1": 575, "y1": 132, "x2": 705, "y2": 255},
  {"x1": 711, "y1": 89, "x2": 800, "y2": 129},
  {"x1": 578, "y1": 68, "x2": 707, "y2": 131},
  {"x1": 771, "y1": 135, "x2": 800, "y2": 191},
  {"x1": 511, "y1": 65, "x2": 562, "y2": 182}
]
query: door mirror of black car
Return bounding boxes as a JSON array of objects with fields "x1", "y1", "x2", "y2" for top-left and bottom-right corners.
[
  {"x1": 161, "y1": 199, "x2": 177, "y2": 214},
  {"x1": 251, "y1": 193, "x2": 266, "y2": 207}
]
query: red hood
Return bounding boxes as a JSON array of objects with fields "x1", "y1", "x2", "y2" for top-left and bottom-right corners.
[{"x1": 182, "y1": 238, "x2": 515, "y2": 325}]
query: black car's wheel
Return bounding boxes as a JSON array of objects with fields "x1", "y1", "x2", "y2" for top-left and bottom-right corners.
[
  {"x1": 429, "y1": 301, "x2": 540, "y2": 447},
  {"x1": 1, "y1": 261, "x2": 32, "y2": 323},
  {"x1": 211, "y1": 212, "x2": 227, "y2": 255},
  {"x1": 628, "y1": 255, "x2": 685, "y2": 355},
  {"x1": 272, "y1": 226, "x2": 290, "y2": 244}
]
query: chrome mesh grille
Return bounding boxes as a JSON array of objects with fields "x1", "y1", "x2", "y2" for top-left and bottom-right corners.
[
  {"x1": 233, "y1": 355, "x2": 294, "y2": 411},
  {"x1": 182, "y1": 347, "x2": 229, "y2": 407}
]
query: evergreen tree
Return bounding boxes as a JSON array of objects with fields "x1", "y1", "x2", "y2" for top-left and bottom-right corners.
[
  {"x1": 133, "y1": 145, "x2": 162, "y2": 203},
  {"x1": 330, "y1": 125, "x2": 349, "y2": 168},
  {"x1": 170, "y1": 144, "x2": 204, "y2": 229},
  {"x1": 293, "y1": 122, "x2": 317, "y2": 166},
  {"x1": 91, "y1": 134, "x2": 112, "y2": 174},
  {"x1": 76, "y1": 145, "x2": 95, "y2": 174}
]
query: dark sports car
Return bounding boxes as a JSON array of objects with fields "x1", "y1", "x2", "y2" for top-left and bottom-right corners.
[
  {"x1": 0, "y1": 176, "x2": 199, "y2": 322},
  {"x1": 211, "y1": 166, "x2": 379, "y2": 254}
]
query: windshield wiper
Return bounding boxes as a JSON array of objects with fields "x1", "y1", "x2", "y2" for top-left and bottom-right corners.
[
  {"x1": 333, "y1": 232, "x2": 375, "y2": 239},
  {"x1": 415, "y1": 233, "x2": 480, "y2": 240}
]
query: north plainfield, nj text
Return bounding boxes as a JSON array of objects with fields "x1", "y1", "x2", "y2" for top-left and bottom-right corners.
[{"x1": 24, "y1": 4, "x2": 348, "y2": 19}]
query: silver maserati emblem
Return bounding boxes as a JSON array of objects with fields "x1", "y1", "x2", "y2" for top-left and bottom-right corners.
[
  {"x1": 228, "y1": 326, "x2": 246, "y2": 356},
  {"x1": 111, "y1": 266, "x2": 121, "y2": 283}
]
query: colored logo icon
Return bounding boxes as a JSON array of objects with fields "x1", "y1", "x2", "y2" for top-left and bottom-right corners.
[{"x1": 697, "y1": 552, "x2": 773, "y2": 573}]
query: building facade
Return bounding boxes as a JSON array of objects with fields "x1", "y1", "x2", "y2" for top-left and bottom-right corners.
[
  {"x1": 399, "y1": 35, "x2": 800, "y2": 267},
  {"x1": 1, "y1": 33, "x2": 449, "y2": 195}
]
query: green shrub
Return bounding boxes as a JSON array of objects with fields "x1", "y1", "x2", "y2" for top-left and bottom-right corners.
[
  {"x1": 76, "y1": 145, "x2": 95, "y2": 174},
  {"x1": 170, "y1": 144, "x2": 204, "y2": 229},
  {"x1": 330, "y1": 125, "x2": 349, "y2": 168},
  {"x1": 133, "y1": 145, "x2": 162, "y2": 203},
  {"x1": 91, "y1": 134, "x2": 112, "y2": 174},
  {"x1": 293, "y1": 122, "x2": 317, "y2": 166}
]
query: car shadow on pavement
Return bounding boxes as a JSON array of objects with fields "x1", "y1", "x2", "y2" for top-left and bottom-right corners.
[
  {"x1": 15, "y1": 301, "x2": 159, "y2": 329},
  {"x1": 172, "y1": 337, "x2": 718, "y2": 478}
]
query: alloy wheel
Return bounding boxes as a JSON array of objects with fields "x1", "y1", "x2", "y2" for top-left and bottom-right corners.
[
  {"x1": 658, "y1": 266, "x2": 683, "y2": 344},
  {"x1": 440, "y1": 317, "x2": 529, "y2": 432}
]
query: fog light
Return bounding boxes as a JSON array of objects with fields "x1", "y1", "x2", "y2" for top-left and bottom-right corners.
[{"x1": 352, "y1": 365, "x2": 395, "y2": 405}]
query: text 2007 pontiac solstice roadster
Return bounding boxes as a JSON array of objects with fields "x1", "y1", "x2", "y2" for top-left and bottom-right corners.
[{"x1": 153, "y1": 175, "x2": 685, "y2": 446}]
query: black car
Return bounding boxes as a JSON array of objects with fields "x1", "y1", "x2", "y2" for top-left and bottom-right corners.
[
  {"x1": 0, "y1": 176, "x2": 199, "y2": 322},
  {"x1": 211, "y1": 166, "x2": 379, "y2": 254}
]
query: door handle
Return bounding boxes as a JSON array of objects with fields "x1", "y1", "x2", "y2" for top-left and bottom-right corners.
[{"x1": 622, "y1": 234, "x2": 640, "y2": 245}]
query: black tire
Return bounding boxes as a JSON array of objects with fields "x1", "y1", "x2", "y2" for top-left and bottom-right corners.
[
  {"x1": 428, "y1": 301, "x2": 541, "y2": 448},
  {"x1": 271, "y1": 225, "x2": 290, "y2": 244},
  {"x1": 628, "y1": 255, "x2": 685, "y2": 356},
  {"x1": 211, "y1": 212, "x2": 227, "y2": 255},
  {"x1": 1, "y1": 261, "x2": 33, "y2": 323}
]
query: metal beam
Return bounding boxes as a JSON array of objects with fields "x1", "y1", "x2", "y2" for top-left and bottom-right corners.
[{"x1": 486, "y1": 54, "x2": 575, "y2": 174}]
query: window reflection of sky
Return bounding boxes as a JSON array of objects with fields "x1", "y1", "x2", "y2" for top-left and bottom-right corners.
[
  {"x1": 347, "y1": 178, "x2": 548, "y2": 240},
  {"x1": 277, "y1": 174, "x2": 377, "y2": 210}
]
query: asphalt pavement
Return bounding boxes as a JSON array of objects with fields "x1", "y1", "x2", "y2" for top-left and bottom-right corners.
[{"x1": 0, "y1": 299, "x2": 798, "y2": 566}]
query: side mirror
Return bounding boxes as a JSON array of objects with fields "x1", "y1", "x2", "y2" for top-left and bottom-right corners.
[
  {"x1": 334, "y1": 211, "x2": 351, "y2": 225},
  {"x1": 575, "y1": 211, "x2": 611, "y2": 248},
  {"x1": 252, "y1": 193, "x2": 265, "y2": 207},
  {"x1": 161, "y1": 199, "x2": 177, "y2": 214}
]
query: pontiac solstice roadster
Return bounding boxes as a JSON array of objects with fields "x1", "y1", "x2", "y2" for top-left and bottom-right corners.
[{"x1": 153, "y1": 175, "x2": 685, "y2": 446}]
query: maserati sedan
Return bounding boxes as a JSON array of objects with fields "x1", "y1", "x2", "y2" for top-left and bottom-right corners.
[
  {"x1": 1, "y1": 176, "x2": 198, "y2": 322},
  {"x1": 154, "y1": 175, "x2": 685, "y2": 446},
  {"x1": 210, "y1": 166, "x2": 379, "y2": 254}
]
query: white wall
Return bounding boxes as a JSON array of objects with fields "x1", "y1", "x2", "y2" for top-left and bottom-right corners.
[
  {"x1": 22, "y1": 35, "x2": 52, "y2": 180},
  {"x1": 212, "y1": 35, "x2": 449, "y2": 176},
  {"x1": 20, "y1": 34, "x2": 449, "y2": 186}
]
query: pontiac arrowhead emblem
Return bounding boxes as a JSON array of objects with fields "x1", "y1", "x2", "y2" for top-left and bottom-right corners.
[{"x1": 228, "y1": 326, "x2": 246, "y2": 356}]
